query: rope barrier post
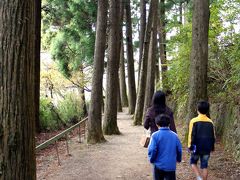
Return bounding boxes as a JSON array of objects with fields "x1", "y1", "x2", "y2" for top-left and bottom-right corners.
[
  {"x1": 65, "y1": 133, "x2": 70, "y2": 155},
  {"x1": 55, "y1": 141, "x2": 61, "y2": 166},
  {"x1": 83, "y1": 121, "x2": 86, "y2": 140}
]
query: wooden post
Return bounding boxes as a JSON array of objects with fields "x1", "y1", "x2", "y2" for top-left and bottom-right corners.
[
  {"x1": 55, "y1": 141, "x2": 61, "y2": 166},
  {"x1": 65, "y1": 134, "x2": 70, "y2": 155},
  {"x1": 78, "y1": 125, "x2": 81, "y2": 143}
]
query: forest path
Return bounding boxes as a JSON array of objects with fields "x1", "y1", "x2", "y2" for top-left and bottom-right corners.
[{"x1": 37, "y1": 108, "x2": 240, "y2": 180}]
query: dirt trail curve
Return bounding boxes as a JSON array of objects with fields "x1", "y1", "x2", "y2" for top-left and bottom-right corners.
[{"x1": 37, "y1": 108, "x2": 240, "y2": 180}]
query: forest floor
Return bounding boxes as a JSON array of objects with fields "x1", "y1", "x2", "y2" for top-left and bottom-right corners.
[{"x1": 36, "y1": 108, "x2": 240, "y2": 180}]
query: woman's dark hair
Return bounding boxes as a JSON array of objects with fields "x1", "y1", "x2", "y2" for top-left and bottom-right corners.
[
  {"x1": 155, "y1": 114, "x2": 170, "y2": 127},
  {"x1": 151, "y1": 90, "x2": 166, "y2": 115}
]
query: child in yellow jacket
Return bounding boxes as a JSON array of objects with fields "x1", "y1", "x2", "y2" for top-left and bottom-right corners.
[{"x1": 188, "y1": 101, "x2": 215, "y2": 180}]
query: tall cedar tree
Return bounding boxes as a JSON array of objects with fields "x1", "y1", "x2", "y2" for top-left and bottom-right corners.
[
  {"x1": 138, "y1": 0, "x2": 147, "y2": 86},
  {"x1": 35, "y1": 0, "x2": 41, "y2": 133},
  {"x1": 134, "y1": 0, "x2": 157, "y2": 125},
  {"x1": 125, "y1": 0, "x2": 137, "y2": 114},
  {"x1": 119, "y1": 0, "x2": 128, "y2": 107},
  {"x1": 143, "y1": 1, "x2": 158, "y2": 117},
  {"x1": 103, "y1": 0, "x2": 121, "y2": 135},
  {"x1": 117, "y1": 0, "x2": 124, "y2": 113},
  {"x1": 187, "y1": 0, "x2": 210, "y2": 120},
  {"x1": 159, "y1": 0, "x2": 168, "y2": 91},
  {"x1": 87, "y1": 0, "x2": 108, "y2": 143},
  {"x1": 155, "y1": 45, "x2": 160, "y2": 87},
  {"x1": 119, "y1": 37, "x2": 129, "y2": 107},
  {"x1": 0, "y1": 0, "x2": 36, "y2": 179},
  {"x1": 117, "y1": 77, "x2": 123, "y2": 112}
]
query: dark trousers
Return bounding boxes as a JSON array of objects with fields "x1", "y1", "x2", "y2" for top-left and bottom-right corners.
[{"x1": 154, "y1": 166, "x2": 176, "y2": 180}]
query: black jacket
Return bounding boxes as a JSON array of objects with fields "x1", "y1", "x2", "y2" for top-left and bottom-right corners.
[
  {"x1": 188, "y1": 114, "x2": 215, "y2": 154},
  {"x1": 144, "y1": 106, "x2": 177, "y2": 135}
]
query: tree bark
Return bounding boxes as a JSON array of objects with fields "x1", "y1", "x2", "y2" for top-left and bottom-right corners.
[
  {"x1": 79, "y1": 66, "x2": 88, "y2": 117},
  {"x1": 119, "y1": 38, "x2": 129, "y2": 107},
  {"x1": 125, "y1": 0, "x2": 136, "y2": 114},
  {"x1": 87, "y1": 0, "x2": 108, "y2": 144},
  {"x1": 103, "y1": 0, "x2": 121, "y2": 135},
  {"x1": 35, "y1": 0, "x2": 41, "y2": 133},
  {"x1": 117, "y1": 76, "x2": 123, "y2": 112},
  {"x1": 138, "y1": 0, "x2": 147, "y2": 86},
  {"x1": 133, "y1": 0, "x2": 157, "y2": 125},
  {"x1": 159, "y1": 0, "x2": 168, "y2": 91},
  {"x1": 79, "y1": 87, "x2": 87, "y2": 117},
  {"x1": 155, "y1": 47, "x2": 160, "y2": 89},
  {"x1": 0, "y1": 0, "x2": 36, "y2": 179},
  {"x1": 187, "y1": 0, "x2": 209, "y2": 121},
  {"x1": 143, "y1": 2, "x2": 158, "y2": 117},
  {"x1": 118, "y1": 0, "x2": 126, "y2": 110},
  {"x1": 179, "y1": 1, "x2": 183, "y2": 25}
]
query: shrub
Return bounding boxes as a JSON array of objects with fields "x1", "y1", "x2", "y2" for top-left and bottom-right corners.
[
  {"x1": 39, "y1": 97, "x2": 61, "y2": 131},
  {"x1": 57, "y1": 92, "x2": 84, "y2": 125}
]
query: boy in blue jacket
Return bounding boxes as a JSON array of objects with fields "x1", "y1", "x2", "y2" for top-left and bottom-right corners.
[{"x1": 148, "y1": 114, "x2": 182, "y2": 180}]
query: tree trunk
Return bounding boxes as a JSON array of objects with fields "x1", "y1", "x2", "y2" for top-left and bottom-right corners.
[
  {"x1": 155, "y1": 47, "x2": 160, "y2": 90},
  {"x1": 187, "y1": 0, "x2": 209, "y2": 121},
  {"x1": 119, "y1": 0, "x2": 128, "y2": 107},
  {"x1": 143, "y1": 3, "x2": 158, "y2": 117},
  {"x1": 79, "y1": 66, "x2": 88, "y2": 117},
  {"x1": 80, "y1": 87, "x2": 88, "y2": 117},
  {"x1": 125, "y1": 0, "x2": 136, "y2": 114},
  {"x1": 138, "y1": 0, "x2": 147, "y2": 86},
  {"x1": 117, "y1": 76, "x2": 123, "y2": 112},
  {"x1": 35, "y1": 0, "x2": 41, "y2": 133},
  {"x1": 133, "y1": 0, "x2": 157, "y2": 125},
  {"x1": 179, "y1": 1, "x2": 183, "y2": 25},
  {"x1": 119, "y1": 38, "x2": 128, "y2": 107},
  {"x1": 103, "y1": 0, "x2": 121, "y2": 135},
  {"x1": 159, "y1": 0, "x2": 168, "y2": 91},
  {"x1": 0, "y1": 0, "x2": 36, "y2": 179},
  {"x1": 87, "y1": 0, "x2": 108, "y2": 144}
]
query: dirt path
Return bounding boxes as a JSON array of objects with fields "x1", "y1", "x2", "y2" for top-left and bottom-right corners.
[{"x1": 37, "y1": 109, "x2": 240, "y2": 180}]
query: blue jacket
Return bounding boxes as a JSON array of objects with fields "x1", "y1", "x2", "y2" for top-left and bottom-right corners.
[{"x1": 148, "y1": 127, "x2": 182, "y2": 171}]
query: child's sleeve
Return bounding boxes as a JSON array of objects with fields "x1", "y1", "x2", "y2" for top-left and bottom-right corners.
[
  {"x1": 176, "y1": 137, "x2": 182, "y2": 163},
  {"x1": 212, "y1": 123, "x2": 216, "y2": 151},
  {"x1": 143, "y1": 109, "x2": 151, "y2": 130},
  {"x1": 169, "y1": 111, "x2": 177, "y2": 133},
  {"x1": 188, "y1": 120, "x2": 194, "y2": 148},
  {"x1": 148, "y1": 135, "x2": 157, "y2": 163}
]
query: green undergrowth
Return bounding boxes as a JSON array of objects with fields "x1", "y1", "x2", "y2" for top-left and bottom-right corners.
[{"x1": 39, "y1": 92, "x2": 84, "y2": 131}]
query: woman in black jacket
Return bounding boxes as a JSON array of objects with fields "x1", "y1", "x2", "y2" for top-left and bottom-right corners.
[{"x1": 144, "y1": 90, "x2": 177, "y2": 134}]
